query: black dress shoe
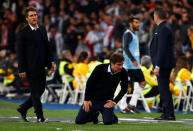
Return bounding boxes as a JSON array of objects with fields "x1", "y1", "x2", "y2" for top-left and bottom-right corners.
[
  {"x1": 17, "y1": 107, "x2": 29, "y2": 122},
  {"x1": 37, "y1": 116, "x2": 48, "y2": 123},
  {"x1": 154, "y1": 116, "x2": 176, "y2": 121}
]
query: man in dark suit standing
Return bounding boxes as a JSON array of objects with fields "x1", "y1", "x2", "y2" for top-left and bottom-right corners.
[
  {"x1": 150, "y1": 8, "x2": 176, "y2": 120},
  {"x1": 16, "y1": 6, "x2": 55, "y2": 122}
]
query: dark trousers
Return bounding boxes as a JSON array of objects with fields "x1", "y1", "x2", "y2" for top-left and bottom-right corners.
[
  {"x1": 19, "y1": 70, "x2": 46, "y2": 117},
  {"x1": 144, "y1": 86, "x2": 159, "y2": 98},
  {"x1": 75, "y1": 101, "x2": 117, "y2": 125},
  {"x1": 157, "y1": 68, "x2": 174, "y2": 117}
]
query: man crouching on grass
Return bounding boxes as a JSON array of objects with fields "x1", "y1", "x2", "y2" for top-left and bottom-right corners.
[{"x1": 75, "y1": 52, "x2": 128, "y2": 125}]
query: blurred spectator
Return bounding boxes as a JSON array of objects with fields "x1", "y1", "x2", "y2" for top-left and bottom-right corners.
[
  {"x1": 48, "y1": 24, "x2": 64, "y2": 57},
  {"x1": 57, "y1": 10, "x2": 69, "y2": 34},
  {"x1": 64, "y1": 24, "x2": 79, "y2": 55},
  {"x1": 75, "y1": 39, "x2": 89, "y2": 57},
  {"x1": 49, "y1": 5, "x2": 58, "y2": 25},
  {"x1": 170, "y1": 56, "x2": 191, "y2": 97},
  {"x1": 85, "y1": 23, "x2": 104, "y2": 57},
  {"x1": 179, "y1": 9, "x2": 193, "y2": 53},
  {"x1": 3, "y1": 52, "x2": 17, "y2": 86},
  {"x1": 113, "y1": 39, "x2": 123, "y2": 53},
  {"x1": 73, "y1": 51, "x2": 89, "y2": 90},
  {"x1": 187, "y1": 26, "x2": 193, "y2": 49},
  {"x1": 112, "y1": 16, "x2": 127, "y2": 47},
  {"x1": 0, "y1": 22, "x2": 15, "y2": 52},
  {"x1": 185, "y1": 48, "x2": 193, "y2": 71},
  {"x1": 59, "y1": 49, "x2": 74, "y2": 103},
  {"x1": 43, "y1": 15, "x2": 52, "y2": 32},
  {"x1": 0, "y1": 50, "x2": 8, "y2": 83},
  {"x1": 102, "y1": 14, "x2": 114, "y2": 49}
]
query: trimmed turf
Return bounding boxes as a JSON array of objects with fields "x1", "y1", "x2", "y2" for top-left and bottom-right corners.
[
  {"x1": 0, "y1": 121, "x2": 193, "y2": 131},
  {"x1": 0, "y1": 100, "x2": 193, "y2": 131}
]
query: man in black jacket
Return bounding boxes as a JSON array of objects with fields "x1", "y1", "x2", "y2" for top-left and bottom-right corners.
[
  {"x1": 75, "y1": 52, "x2": 128, "y2": 125},
  {"x1": 16, "y1": 6, "x2": 55, "y2": 122},
  {"x1": 150, "y1": 8, "x2": 176, "y2": 120}
]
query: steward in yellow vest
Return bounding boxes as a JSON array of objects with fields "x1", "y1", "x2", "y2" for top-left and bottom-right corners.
[
  {"x1": 59, "y1": 50, "x2": 74, "y2": 86},
  {"x1": 170, "y1": 56, "x2": 191, "y2": 96},
  {"x1": 169, "y1": 56, "x2": 191, "y2": 106},
  {"x1": 140, "y1": 56, "x2": 160, "y2": 108},
  {"x1": 72, "y1": 51, "x2": 89, "y2": 90},
  {"x1": 170, "y1": 68, "x2": 191, "y2": 96}
]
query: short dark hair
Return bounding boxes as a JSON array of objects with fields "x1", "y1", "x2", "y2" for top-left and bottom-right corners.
[
  {"x1": 129, "y1": 16, "x2": 140, "y2": 23},
  {"x1": 77, "y1": 51, "x2": 88, "y2": 63},
  {"x1": 154, "y1": 8, "x2": 167, "y2": 20},
  {"x1": 110, "y1": 52, "x2": 124, "y2": 64},
  {"x1": 25, "y1": 6, "x2": 37, "y2": 18}
]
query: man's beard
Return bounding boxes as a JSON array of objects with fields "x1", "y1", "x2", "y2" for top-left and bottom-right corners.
[{"x1": 133, "y1": 26, "x2": 139, "y2": 31}]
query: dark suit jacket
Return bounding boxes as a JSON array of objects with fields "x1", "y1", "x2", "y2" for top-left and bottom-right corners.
[
  {"x1": 16, "y1": 25, "x2": 53, "y2": 74},
  {"x1": 150, "y1": 21, "x2": 176, "y2": 69}
]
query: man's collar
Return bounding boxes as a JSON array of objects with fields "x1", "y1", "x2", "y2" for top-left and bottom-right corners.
[
  {"x1": 157, "y1": 20, "x2": 166, "y2": 26},
  {"x1": 107, "y1": 64, "x2": 118, "y2": 75},
  {"x1": 108, "y1": 64, "x2": 112, "y2": 73},
  {"x1": 29, "y1": 24, "x2": 39, "y2": 30}
]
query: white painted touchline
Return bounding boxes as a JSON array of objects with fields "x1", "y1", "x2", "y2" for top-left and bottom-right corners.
[
  {"x1": 119, "y1": 118, "x2": 156, "y2": 122},
  {"x1": 0, "y1": 117, "x2": 19, "y2": 119},
  {"x1": 119, "y1": 118, "x2": 184, "y2": 123}
]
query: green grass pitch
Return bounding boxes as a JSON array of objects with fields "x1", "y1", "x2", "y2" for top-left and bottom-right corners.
[{"x1": 0, "y1": 100, "x2": 193, "y2": 131}]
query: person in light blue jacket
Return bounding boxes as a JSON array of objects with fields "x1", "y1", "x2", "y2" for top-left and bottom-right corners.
[{"x1": 121, "y1": 16, "x2": 146, "y2": 114}]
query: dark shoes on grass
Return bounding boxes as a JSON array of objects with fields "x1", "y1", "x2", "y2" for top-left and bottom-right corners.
[
  {"x1": 17, "y1": 107, "x2": 48, "y2": 123},
  {"x1": 154, "y1": 115, "x2": 176, "y2": 121},
  {"x1": 17, "y1": 107, "x2": 29, "y2": 122},
  {"x1": 37, "y1": 116, "x2": 48, "y2": 123}
]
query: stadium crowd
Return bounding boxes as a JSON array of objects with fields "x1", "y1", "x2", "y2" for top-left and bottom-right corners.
[{"x1": 0, "y1": 0, "x2": 193, "y2": 111}]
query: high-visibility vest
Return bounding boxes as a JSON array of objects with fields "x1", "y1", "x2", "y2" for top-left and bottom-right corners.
[
  {"x1": 103, "y1": 59, "x2": 110, "y2": 64},
  {"x1": 172, "y1": 68, "x2": 191, "y2": 96},
  {"x1": 3, "y1": 74, "x2": 15, "y2": 86},
  {"x1": 59, "y1": 61, "x2": 74, "y2": 83},
  {"x1": 140, "y1": 65, "x2": 158, "y2": 87},
  {"x1": 191, "y1": 69, "x2": 193, "y2": 80},
  {"x1": 140, "y1": 65, "x2": 159, "y2": 107},
  {"x1": 0, "y1": 69, "x2": 5, "y2": 74},
  {"x1": 86, "y1": 61, "x2": 102, "y2": 78}
]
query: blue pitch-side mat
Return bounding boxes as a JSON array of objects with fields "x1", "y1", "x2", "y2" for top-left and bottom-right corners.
[
  {"x1": 0, "y1": 97, "x2": 81, "y2": 110},
  {"x1": 0, "y1": 97, "x2": 193, "y2": 113}
]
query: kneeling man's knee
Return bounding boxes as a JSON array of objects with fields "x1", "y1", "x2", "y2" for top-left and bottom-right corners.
[
  {"x1": 103, "y1": 119, "x2": 113, "y2": 125},
  {"x1": 75, "y1": 117, "x2": 87, "y2": 124}
]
